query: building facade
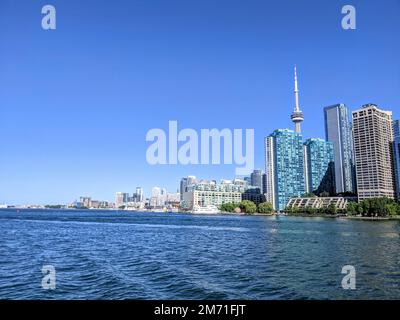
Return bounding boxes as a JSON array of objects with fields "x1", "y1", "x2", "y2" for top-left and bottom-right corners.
[
  {"x1": 286, "y1": 196, "x2": 352, "y2": 210},
  {"x1": 352, "y1": 104, "x2": 395, "y2": 201},
  {"x1": 241, "y1": 188, "x2": 266, "y2": 206},
  {"x1": 324, "y1": 104, "x2": 355, "y2": 194},
  {"x1": 304, "y1": 138, "x2": 335, "y2": 195},
  {"x1": 115, "y1": 192, "x2": 129, "y2": 208},
  {"x1": 250, "y1": 169, "x2": 263, "y2": 190},
  {"x1": 135, "y1": 187, "x2": 144, "y2": 202},
  {"x1": 181, "y1": 180, "x2": 245, "y2": 210},
  {"x1": 150, "y1": 187, "x2": 167, "y2": 207},
  {"x1": 393, "y1": 120, "x2": 400, "y2": 201},
  {"x1": 262, "y1": 173, "x2": 267, "y2": 194},
  {"x1": 180, "y1": 176, "x2": 197, "y2": 201},
  {"x1": 265, "y1": 129, "x2": 306, "y2": 211}
]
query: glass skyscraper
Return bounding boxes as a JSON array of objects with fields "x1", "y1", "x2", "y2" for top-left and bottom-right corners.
[
  {"x1": 304, "y1": 138, "x2": 335, "y2": 195},
  {"x1": 393, "y1": 120, "x2": 400, "y2": 200},
  {"x1": 250, "y1": 169, "x2": 263, "y2": 190},
  {"x1": 265, "y1": 129, "x2": 306, "y2": 211},
  {"x1": 324, "y1": 104, "x2": 355, "y2": 194}
]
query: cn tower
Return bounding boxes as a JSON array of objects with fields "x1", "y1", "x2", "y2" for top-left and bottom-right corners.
[{"x1": 291, "y1": 66, "x2": 304, "y2": 133}]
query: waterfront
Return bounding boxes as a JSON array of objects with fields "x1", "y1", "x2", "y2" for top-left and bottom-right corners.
[{"x1": 0, "y1": 209, "x2": 399, "y2": 299}]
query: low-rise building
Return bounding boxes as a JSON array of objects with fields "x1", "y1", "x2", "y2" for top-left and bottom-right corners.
[
  {"x1": 182, "y1": 180, "x2": 245, "y2": 210},
  {"x1": 286, "y1": 196, "x2": 355, "y2": 210},
  {"x1": 241, "y1": 188, "x2": 266, "y2": 206}
]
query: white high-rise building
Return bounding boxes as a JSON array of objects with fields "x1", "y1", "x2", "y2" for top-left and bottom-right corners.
[
  {"x1": 115, "y1": 192, "x2": 129, "y2": 208},
  {"x1": 136, "y1": 187, "x2": 144, "y2": 202},
  {"x1": 151, "y1": 187, "x2": 166, "y2": 207},
  {"x1": 352, "y1": 104, "x2": 395, "y2": 201}
]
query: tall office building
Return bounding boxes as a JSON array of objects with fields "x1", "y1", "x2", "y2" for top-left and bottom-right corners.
[
  {"x1": 304, "y1": 138, "x2": 335, "y2": 195},
  {"x1": 324, "y1": 103, "x2": 355, "y2": 194},
  {"x1": 79, "y1": 197, "x2": 91, "y2": 208},
  {"x1": 262, "y1": 173, "x2": 267, "y2": 194},
  {"x1": 250, "y1": 169, "x2": 263, "y2": 190},
  {"x1": 135, "y1": 187, "x2": 144, "y2": 202},
  {"x1": 291, "y1": 66, "x2": 304, "y2": 133},
  {"x1": 352, "y1": 104, "x2": 395, "y2": 201},
  {"x1": 115, "y1": 192, "x2": 129, "y2": 208},
  {"x1": 150, "y1": 187, "x2": 167, "y2": 207},
  {"x1": 265, "y1": 129, "x2": 306, "y2": 211},
  {"x1": 180, "y1": 176, "x2": 197, "y2": 201},
  {"x1": 393, "y1": 120, "x2": 400, "y2": 200}
]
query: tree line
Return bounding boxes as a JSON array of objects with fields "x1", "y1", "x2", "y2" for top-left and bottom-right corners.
[{"x1": 220, "y1": 201, "x2": 274, "y2": 214}]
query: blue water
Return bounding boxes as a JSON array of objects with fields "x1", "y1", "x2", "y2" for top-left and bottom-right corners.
[{"x1": 0, "y1": 209, "x2": 399, "y2": 300}]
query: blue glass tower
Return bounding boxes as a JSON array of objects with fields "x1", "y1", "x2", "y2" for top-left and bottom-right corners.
[
  {"x1": 393, "y1": 120, "x2": 400, "y2": 201},
  {"x1": 304, "y1": 138, "x2": 335, "y2": 195},
  {"x1": 265, "y1": 129, "x2": 306, "y2": 211}
]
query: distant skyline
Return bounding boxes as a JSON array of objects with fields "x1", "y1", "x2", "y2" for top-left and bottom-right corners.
[{"x1": 1, "y1": 0, "x2": 399, "y2": 204}]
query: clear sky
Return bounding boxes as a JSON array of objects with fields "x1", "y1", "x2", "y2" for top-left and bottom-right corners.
[{"x1": 1, "y1": 0, "x2": 399, "y2": 204}]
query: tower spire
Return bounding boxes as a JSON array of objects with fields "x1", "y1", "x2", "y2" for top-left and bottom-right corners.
[
  {"x1": 291, "y1": 65, "x2": 304, "y2": 133},
  {"x1": 294, "y1": 65, "x2": 299, "y2": 112}
]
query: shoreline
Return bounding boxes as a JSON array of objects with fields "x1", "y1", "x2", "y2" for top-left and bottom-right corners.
[
  {"x1": 284, "y1": 213, "x2": 400, "y2": 221},
  {"x1": 1, "y1": 207, "x2": 399, "y2": 220}
]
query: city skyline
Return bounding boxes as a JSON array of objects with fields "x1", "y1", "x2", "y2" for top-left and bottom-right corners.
[{"x1": 1, "y1": 0, "x2": 400, "y2": 204}]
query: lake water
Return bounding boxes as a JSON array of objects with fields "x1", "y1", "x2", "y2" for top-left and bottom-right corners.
[{"x1": 0, "y1": 209, "x2": 399, "y2": 299}]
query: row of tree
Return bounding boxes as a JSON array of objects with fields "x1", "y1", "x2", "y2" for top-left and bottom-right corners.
[
  {"x1": 220, "y1": 201, "x2": 274, "y2": 214},
  {"x1": 284, "y1": 204, "x2": 338, "y2": 215},
  {"x1": 346, "y1": 197, "x2": 400, "y2": 217}
]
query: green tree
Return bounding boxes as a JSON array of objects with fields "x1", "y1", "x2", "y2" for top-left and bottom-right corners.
[
  {"x1": 303, "y1": 192, "x2": 317, "y2": 198},
  {"x1": 304, "y1": 206, "x2": 317, "y2": 214},
  {"x1": 345, "y1": 197, "x2": 400, "y2": 217},
  {"x1": 320, "y1": 191, "x2": 330, "y2": 198},
  {"x1": 326, "y1": 204, "x2": 337, "y2": 215},
  {"x1": 220, "y1": 203, "x2": 238, "y2": 213},
  {"x1": 239, "y1": 200, "x2": 257, "y2": 214},
  {"x1": 384, "y1": 203, "x2": 397, "y2": 216},
  {"x1": 346, "y1": 202, "x2": 357, "y2": 216},
  {"x1": 258, "y1": 202, "x2": 274, "y2": 214}
]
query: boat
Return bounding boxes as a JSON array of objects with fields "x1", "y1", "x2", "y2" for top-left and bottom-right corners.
[{"x1": 192, "y1": 205, "x2": 220, "y2": 214}]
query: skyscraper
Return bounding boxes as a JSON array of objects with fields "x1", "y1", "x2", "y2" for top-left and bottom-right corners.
[
  {"x1": 304, "y1": 138, "x2": 335, "y2": 195},
  {"x1": 352, "y1": 104, "x2": 395, "y2": 201},
  {"x1": 291, "y1": 66, "x2": 304, "y2": 134},
  {"x1": 79, "y1": 197, "x2": 91, "y2": 208},
  {"x1": 262, "y1": 173, "x2": 267, "y2": 194},
  {"x1": 180, "y1": 176, "x2": 197, "y2": 201},
  {"x1": 151, "y1": 187, "x2": 166, "y2": 207},
  {"x1": 250, "y1": 169, "x2": 262, "y2": 190},
  {"x1": 392, "y1": 120, "x2": 400, "y2": 200},
  {"x1": 115, "y1": 192, "x2": 129, "y2": 208},
  {"x1": 265, "y1": 129, "x2": 306, "y2": 211},
  {"x1": 136, "y1": 187, "x2": 144, "y2": 202},
  {"x1": 324, "y1": 104, "x2": 355, "y2": 194}
]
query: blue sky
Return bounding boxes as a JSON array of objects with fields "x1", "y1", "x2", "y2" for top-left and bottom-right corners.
[{"x1": 0, "y1": 0, "x2": 399, "y2": 204}]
